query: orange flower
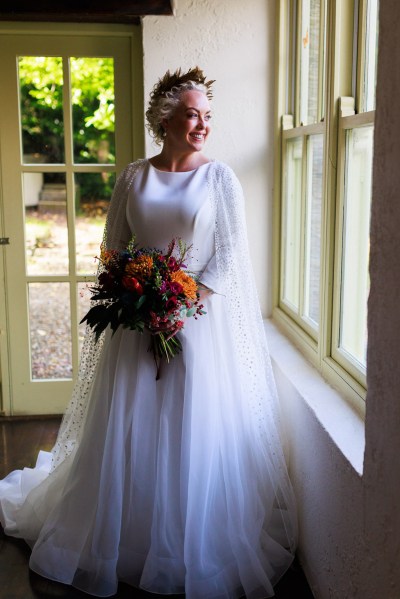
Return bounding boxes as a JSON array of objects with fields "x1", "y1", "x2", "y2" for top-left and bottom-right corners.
[
  {"x1": 126, "y1": 255, "x2": 154, "y2": 280},
  {"x1": 100, "y1": 246, "x2": 117, "y2": 266},
  {"x1": 170, "y1": 270, "x2": 198, "y2": 300}
]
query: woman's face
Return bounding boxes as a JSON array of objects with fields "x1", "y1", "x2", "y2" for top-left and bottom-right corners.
[{"x1": 163, "y1": 90, "x2": 211, "y2": 153}]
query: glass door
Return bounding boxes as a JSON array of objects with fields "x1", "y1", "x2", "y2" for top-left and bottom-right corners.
[{"x1": 0, "y1": 31, "x2": 141, "y2": 414}]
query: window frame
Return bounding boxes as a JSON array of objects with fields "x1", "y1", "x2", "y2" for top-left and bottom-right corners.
[
  {"x1": 273, "y1": 0, "x2": 375, "y2": 414},
  {"x1": 280, "y1": 121, "x2": 325, "y2": 343},
  {"x1": 331, "y1": 100, "x2": 374, "y2": 389}
]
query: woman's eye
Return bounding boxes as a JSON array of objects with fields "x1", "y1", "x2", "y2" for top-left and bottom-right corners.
[{"x1": 186, "y1": 112, "x2": 211, "y2": 121}]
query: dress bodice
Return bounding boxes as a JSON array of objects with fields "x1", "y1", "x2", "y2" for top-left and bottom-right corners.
[{"x1": 126, "y1": 160, "x2": 215, "y2": 273}]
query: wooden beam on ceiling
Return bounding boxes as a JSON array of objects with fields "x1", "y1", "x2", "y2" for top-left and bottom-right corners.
[{"x1": 0, "y1": 0, "x2": 173, "y2": 24}]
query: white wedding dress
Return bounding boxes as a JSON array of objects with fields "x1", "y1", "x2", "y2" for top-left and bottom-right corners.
[{"x1": 0, "y1": 160, "x2": 297, "y2": 598}]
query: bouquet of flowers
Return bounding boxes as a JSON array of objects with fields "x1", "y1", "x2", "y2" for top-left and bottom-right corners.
[{"x1": 81, "y1": 237, "x2": 206, "y2": 378}]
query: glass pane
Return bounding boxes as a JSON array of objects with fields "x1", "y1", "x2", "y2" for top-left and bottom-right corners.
[
  {"x1": 340, "y1": 126, "x2": 374, "y2": 368},
  {"x1": 19, "y1": 56, "x2": 64, "y2": 164},
  {"x1": 70, "y1": 57, "x2": 115, "y2": 164},
  {"x1": 24, "y1": 172, "x2": 68, "y2": 275},
  {"x1": 286, "y1": 3, "x2": 297, "y2": 115},
  {"x1": 75, "y1": 172, "x2": 115, "y2": 274},
  {"x1": 363, "y1": 0, "x2": 379, "y2": 112},
  {"x1": 282, "y1": 137, "x2": 303, "y2": 310},
  {"x1": 29, "y1": 282, "x2": 72, "y2": 380},
  {"x1": 304, "y1": 134, "x2": 323, "y2": 328},
  {"x1": 320, "y1": 3, "x2": 327, "y2": 120},
  {"x1": 300, "y1": 0, "x2": 322, "y2": 125},
  {"x1": 78, "y1": 282, "x2": 93, "y2": 354}
]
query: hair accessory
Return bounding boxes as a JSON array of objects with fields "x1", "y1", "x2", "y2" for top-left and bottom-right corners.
[{"x1": 151, "y1": 67, "x2": 215, "y2": 100}]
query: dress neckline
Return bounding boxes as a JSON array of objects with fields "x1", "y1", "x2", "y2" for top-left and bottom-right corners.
[{"x1": 147, "y1": 159, "x2": 213, "y2": 174}]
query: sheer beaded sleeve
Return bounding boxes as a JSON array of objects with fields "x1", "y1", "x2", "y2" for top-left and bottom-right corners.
[{"x1": 51, "y1": 160, "x2": 145, "y2": 470}]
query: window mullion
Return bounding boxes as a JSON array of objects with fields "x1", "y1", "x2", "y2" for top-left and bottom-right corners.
[
  {"x1": 295, "y1": 0, "x2": 302, "y2": 126},
  {"x1": 331, "y1": 97, "x2": 354, "y2": 375},
  {"x1": 287, "y1": 0, "x2": 298, "y2": 115},
  {"x1": 272, "y1": 0, "x2": 292, "y2": 313},
  {"x1": 299, "y1": 132, "x2": 308, "y2": 324},
  {"x1": 355, "y1": 0, "x2": 367, "y2": 113},
  {"x1": 61, "y1": 57, "x2": 79, "y2": 376},
  {"x1": 318, "y1": 0, "x2": 339, "y2": 371},
  {"x1": 318, "y1": 0, "x2": 327, "y2": 121},
  {"x1": 318, "y1": 0, "x2": 354, "y2": 369}
]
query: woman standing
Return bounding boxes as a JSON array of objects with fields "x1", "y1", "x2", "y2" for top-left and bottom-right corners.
[{"x1": 0, "y1": 67, "x2": 297, "y2": 598}]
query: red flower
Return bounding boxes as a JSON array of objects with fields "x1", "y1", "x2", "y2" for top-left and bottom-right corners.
[
  {"x1": 122, "y1": 276, "x2": 143, "y2": 295},
  {"x1": 168, "y1": 281, "x2": 184, "y2": 295},
  {"x1": 166, "y1": 296, "x2": 178, "y2": 310},
  {"x1": 167, "y1": 256, "x2": 179, "y2": 271}
]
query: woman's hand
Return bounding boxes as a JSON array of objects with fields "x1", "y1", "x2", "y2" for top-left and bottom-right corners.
[
  {"x1": 197, "y1": 283, "x2": 212, "y2": 303},
  {"x1": 148, "y1": 318, "x2": 184, "y2": 340}
]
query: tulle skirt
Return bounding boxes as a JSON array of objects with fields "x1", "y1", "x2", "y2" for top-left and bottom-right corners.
[{"x1": 0, "y1": 292, "x2": 296, "y2": 598}]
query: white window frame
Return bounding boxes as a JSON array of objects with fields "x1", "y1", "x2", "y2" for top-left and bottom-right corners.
[{"x1": 273, "y1": 0, "x2": 376, "y2": 414}]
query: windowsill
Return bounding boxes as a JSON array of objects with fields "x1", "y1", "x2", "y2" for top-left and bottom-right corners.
[{"x1": 264, "y1": 319, "x2": 365, "y2": 476}]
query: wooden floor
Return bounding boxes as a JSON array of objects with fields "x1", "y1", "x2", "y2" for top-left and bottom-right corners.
[{"x1": 0, "y1": 419, "x2": 314, "y2": 598}]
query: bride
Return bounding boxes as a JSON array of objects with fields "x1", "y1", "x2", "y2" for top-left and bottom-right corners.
[{"x1": 0, "y1": 67, "x2": 297, "y2": 598}]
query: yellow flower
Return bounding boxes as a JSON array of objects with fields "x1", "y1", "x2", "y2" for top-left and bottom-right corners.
[
  {"x1": 171, "y1": 270, "x2": 198, "y2": 300},
  {"x1": 125, "y1": 255, "x2": 154, "y2": 280}
]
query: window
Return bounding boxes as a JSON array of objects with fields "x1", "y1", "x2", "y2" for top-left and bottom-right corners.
[
  {"x1": 0, "y1": 29, "x2": 138, "y2": 415},
  {"x1": 274, "y1": 0, "x2": 379, "y2": 409}
]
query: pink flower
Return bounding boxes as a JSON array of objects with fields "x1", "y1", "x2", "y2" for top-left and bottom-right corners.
[{"x1": 167, "y1": 256, "x2": 179, "y2": 271}]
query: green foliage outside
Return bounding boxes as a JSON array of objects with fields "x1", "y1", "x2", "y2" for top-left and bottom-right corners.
[{"x1": 19, "y1": 56, "x2": 115, "y2": 201}]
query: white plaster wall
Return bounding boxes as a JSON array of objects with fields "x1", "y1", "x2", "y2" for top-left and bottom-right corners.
[
  {"x1": 268, "y1": 334, "x2": 366, "y2": 599},
  {"x1": 142, "y1": 0, "x2": 276, "y2": 315}
]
